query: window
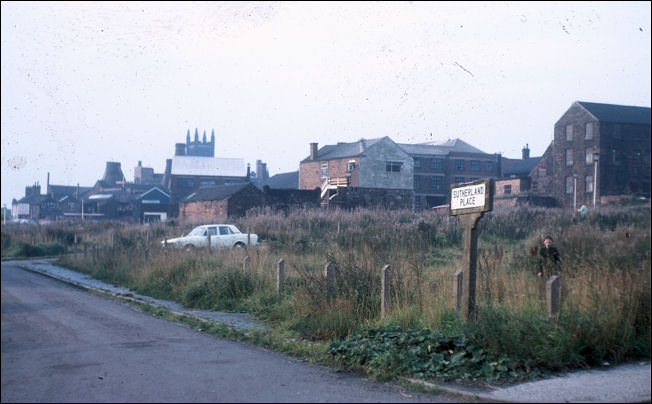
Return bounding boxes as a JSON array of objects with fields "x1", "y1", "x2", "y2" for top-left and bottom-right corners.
[
  {"x1": 200, "y1": 179, "x2": 217, "y2": 188},
  {"x1": 347, "y1": 160, "x2": 356, "y2": 172},
  {"x1": 413, "y1": 158, "x2": 421, "y2": 169},
  {"x1": 538, "y1": 166, "x2": 547, "y2": 177},
  {"x1": 566, "y1": 149, "x2": 574, "y2": 166},
  {"x1": 177, "y1": 178, "x2": 194, "y2": 187},
  {"x1": 455, "y1": 159, "x2": 465, "y2": 171},
  {"x1": 386, "y1": 161, "x2": 403, "y2": 172},
  {"x1": 585, "y1": 122, "x2": 593, "y2": 140},
  {"x1": 206, "y1": 227, "x2": 217, "y2": 236},
  {"x1": 565, "y1": 124, "x2": 573, "y2": 141},
  {"x1": 585, "y1": 176, "x2": 593, "y2": 193},
  {"x1": 414, "y1": 195, "x2": 421, "y2": 208},
  {"x1": 454, "y1": 176, "x2": 465, "y2": 183},
  {"x1": 566, "y1": 176, "x2": 574, "y2": 194},
  {"x1": 431, "y1": 176, "x2": 443, "y2": 190},
  {"x1": 504, "y1": 184, "x2": 512, "y2": 195},
  {"x1": 414, "y1": 175, "x2": 421, "y2": 190},
  {"x1": 470, "y1": 160, "x2": 481, "y2": 171},
  {"x1": 484, "y1": 161, "x2": 494, "y2": 172},
  {"x1": 585, "y1": 148, "x2": 594, "y2": 165},
  {"x1": 430, "y1": 158, "x2": 443, "y2": 170},
  {"x1": 320, "y1": 163, "x2": 328, "y2": 178},
  {"x1": 219, "y1": 226, "x2": 232, "y2": 235}
]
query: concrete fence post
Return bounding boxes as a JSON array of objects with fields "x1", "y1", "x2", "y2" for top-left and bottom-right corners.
[
  {"x1": 381, "y1": 265, "x2": 391, "y2": 318},
  {"x1": 325, "y1": 262, "x2": 335, "y2": 302},
  {"x1": 453, "y1": 269, "x2": 464, "y2": 310},
  {"x1": 277, "y1": 259, "x2": 285, "y2": 295},
  {"x1": 546, "y1": 275, "x2": 561, "y2": 320}
]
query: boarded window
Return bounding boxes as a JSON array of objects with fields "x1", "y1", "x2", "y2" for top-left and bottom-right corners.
[
  {"x1": 585, "y1": 176, "x2": 593, "y2": 193},
  {"x1": 585, "y1": 122, "x2": 593, "y2": 140},
  {"x1": 566, "y1": 176, "x2": 574, "y2": 194},
  {"x1": 565, "y1": 125, "x2": 573, "y2": 141}
]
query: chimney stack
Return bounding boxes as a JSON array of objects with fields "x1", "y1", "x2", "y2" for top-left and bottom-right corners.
[
  {"x1": 522, "y1": 144, "x2": 530, "y2": 160},
  {"x1": 310, "y1": 143, "x2": 318, "y2": 160}
]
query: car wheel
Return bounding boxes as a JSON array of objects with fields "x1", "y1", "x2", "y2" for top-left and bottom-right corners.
[
  {"x1": 184, "y1": 244, "x2": 195, "y2": 252},
  {"x1": 233, "y1": 242, "x2": 245, "y2": 249}
]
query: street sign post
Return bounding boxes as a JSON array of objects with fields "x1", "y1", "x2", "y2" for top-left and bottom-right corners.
[{"x1": 449, "y1": 178, "x2": 494, "y2": 321}]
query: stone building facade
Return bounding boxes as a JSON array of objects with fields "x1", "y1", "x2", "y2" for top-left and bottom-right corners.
[{"x1": 552, "y1": 101, "x2": 651, "y2": 208}]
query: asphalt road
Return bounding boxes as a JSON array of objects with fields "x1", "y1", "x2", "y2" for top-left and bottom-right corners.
[{"x1": 1, "y1": 261, "x2": 467, "y2": 403}]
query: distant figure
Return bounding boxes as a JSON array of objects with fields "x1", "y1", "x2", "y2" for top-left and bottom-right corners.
[{"x1": 537, "y1": 235, "x2": 561, "y2": 279}]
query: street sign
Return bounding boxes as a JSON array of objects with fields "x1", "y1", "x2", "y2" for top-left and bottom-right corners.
[
  {"x1": 448, "y1": 178, "x2": 494, "y2": 321},
  {"x1": 449, "y1": 179, "x2": 494, "y2": 216}
]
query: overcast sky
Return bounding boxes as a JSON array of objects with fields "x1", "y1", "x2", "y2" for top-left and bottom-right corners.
[{"x1": 2, "y1": 1, "x2": 650, "y2": 208}]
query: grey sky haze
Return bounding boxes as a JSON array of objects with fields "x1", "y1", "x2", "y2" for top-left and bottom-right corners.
[{"x1": 2, "y1": 1, "x2": 650, "y2": 209}]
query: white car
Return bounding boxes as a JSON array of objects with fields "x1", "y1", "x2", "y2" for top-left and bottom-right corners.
[{"x1": 162, "y1": 224, "x2": 259, "y2": 249}]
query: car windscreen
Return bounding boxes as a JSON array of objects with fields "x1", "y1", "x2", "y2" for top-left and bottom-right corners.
[{"x1": 188, "y1": 227, "x2": 207, "y2": 236}]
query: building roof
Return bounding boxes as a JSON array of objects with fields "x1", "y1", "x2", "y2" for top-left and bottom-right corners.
[
  {"x1": 576, "y1": 101, "x2": 651, "y2": 125},
  {"x1": 262, "y1": 171, "x2": 299, "y2": 189},
  {"x1": 501, "y1": 156, "x2": 541, "y2": 177},
  {"x1": 183, "y1": 182, "x2": 257, "y2": 202},
  {"x1": 302, "y1": 136, "x2": 489, "y2": 162},
  {"x1": 48, "y1": 184, "x2": 92, "y2": 201},
  {"x1": 171, "y1": 156, "x2": 246, "y2": 177},
  {"x1": 399, "y1": 138, "x2": 487, "y2": 156},
  {"x1": 301, "y1": 137, "x2": 386, "y2": 162}
]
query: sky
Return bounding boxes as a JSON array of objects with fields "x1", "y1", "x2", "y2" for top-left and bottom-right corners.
[{"x1": 2, "y1": 1, "x2": 651, "y2": 208}]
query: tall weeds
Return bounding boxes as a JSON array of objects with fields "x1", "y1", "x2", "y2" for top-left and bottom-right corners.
[{"x1": 4, "y1": 201, "x2": 649, "y2": 374}]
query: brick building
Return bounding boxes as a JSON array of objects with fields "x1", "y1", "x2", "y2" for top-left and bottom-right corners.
[
  {"x1": 551, "y1": 101, "x2": 651, "y2": 208},
  {"x1": 299, "y1": 137, "x2": 414, "y2": 207},
  {"x1": 179, "y1": 182, "x2": 264, "y2": 223},
  {"x1": 400, "y1": 138, "x2": 501, "y2": 209}
]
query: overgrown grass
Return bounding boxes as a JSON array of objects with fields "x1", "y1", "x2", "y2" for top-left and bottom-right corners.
[{"x1": 2, "y1": 200, "x2": 650, "y2": 385}]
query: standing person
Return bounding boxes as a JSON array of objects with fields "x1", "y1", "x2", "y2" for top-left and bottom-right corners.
[{"x1": 537, "y1": 235, "x2": 561, "y2": 279}]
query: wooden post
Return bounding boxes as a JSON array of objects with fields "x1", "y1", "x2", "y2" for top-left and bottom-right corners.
[
  {"x1": 337, "y1": 221, "x2": 341, "y2": 234},
  {"x1": 381, "y1": 265, "x2": 391, "y2": 318},
  {"x1": 325, "y1": 262, "x2": 335, "y2": 302},
  {"x1": 277, "y1": 259, "x2": 285, "y2": 295},
  {"x1": 449, "y1": 179, "x2": 494, "y2": 322},
  {"x1": 207, "y1": 235, "x2": 211, "y2": 251},
  {"x1": 459, "y1": 212, "x2": 483, "y2": 321},
  {"x1": 92, "y1": 245, "x2": 96, "y2": 264},
  {"x1": 546, "y1": 275, "x2": 561, "y2": 320},
  {"x1": 247, "y1": 227, "x2": 251, "y2": 246},
  {"x1": 453, "y1": 269, "x2": 463, "y2": 310},
  {"x1": 112, "y1": 233, "x2": 117, "y2": 256},
  {"x1": 144, "y1": 248, "x2": 149, "y2": 264}
]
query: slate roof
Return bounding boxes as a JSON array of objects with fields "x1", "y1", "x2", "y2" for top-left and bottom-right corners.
[
  {"x1": 576, "y1": 101, "x2": 651, "y2": 125},
  {"x1": 399, "y1": 138, "x2": 487, "y2": 156},
  {"x1": 301, "y1": 138, "x2": 386, "y2": 162},
  {"x1": 183, "y1": 182, "x2": 256, "y2": 202},
  {"x1": 48, "y1": 185, "x2": 92, "y2": 201},
  {"x1": 501, "y1": 157, "x2": 541, "y2": 177},
  {"x1": 302, "y1": 136, "x2": 489, "y2": 162},
  {"x1": 262, "y1": 171, "x2": 299, "y2": 189}
]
